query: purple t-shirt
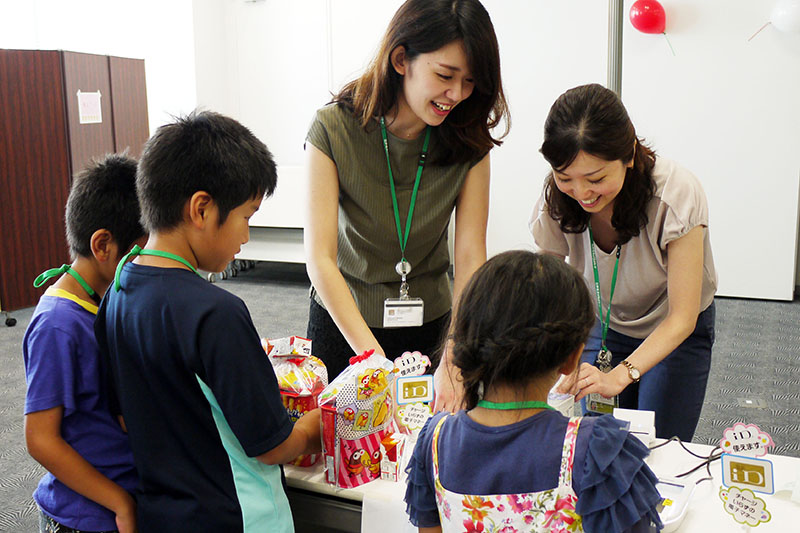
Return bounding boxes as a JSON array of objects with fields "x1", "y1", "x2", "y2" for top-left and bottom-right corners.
[{"x1": 23, "y1": 289, "x2": 138, "y2": 531}]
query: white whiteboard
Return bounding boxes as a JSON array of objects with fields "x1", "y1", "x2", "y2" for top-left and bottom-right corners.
[{"x1": 621, "y1": 0, "x2": 800, "y2": 300}]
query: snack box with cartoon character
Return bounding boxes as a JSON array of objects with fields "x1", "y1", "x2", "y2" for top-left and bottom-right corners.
[
  {"x1": 318, "y1": 350, "x2": 396, "y2": 488},
  {"x1": 263, "y1": 337, "x2": 328, "y2": 467}
]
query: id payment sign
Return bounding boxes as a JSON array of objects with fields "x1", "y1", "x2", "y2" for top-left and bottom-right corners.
[
  {"x1": 721, "y1": 454, "x2": 775, "y2": 495},
  {"x1": 396, "y1": 375, "x2": 434, "y2": 405},
  {"x1": 720, "y1": 423, "x2": 774, "y2": 458}
]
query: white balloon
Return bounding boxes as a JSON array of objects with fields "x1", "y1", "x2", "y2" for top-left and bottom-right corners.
[{"x1": 772, "y1": 0, "x2": 800, "y2": 33}]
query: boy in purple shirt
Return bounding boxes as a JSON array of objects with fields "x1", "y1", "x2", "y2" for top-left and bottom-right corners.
[{"x1": 23, "y1": 154, "x2": 146, "y2": 533}]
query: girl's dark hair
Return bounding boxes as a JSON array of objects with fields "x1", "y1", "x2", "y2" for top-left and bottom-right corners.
[
  {"x1": 65, "y1": 153, "x2": 145, "y2": 259},
  {"x1": 333, "y1": 0, "x2": 509, "y2": 166},
  {"x1": 451, "y1": 251, "x2": 595, "y2": 410},
  {"x1": 540, "y1": 83, "x2": 656, "y2": 245},
  {"x1": 137, "y1": 110, "x2": 277, "y2": 233}
]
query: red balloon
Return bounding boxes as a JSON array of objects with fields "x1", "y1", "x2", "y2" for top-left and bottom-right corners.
[{"x1": 630, "y1": 0, "x2": 666, "y2": 34}]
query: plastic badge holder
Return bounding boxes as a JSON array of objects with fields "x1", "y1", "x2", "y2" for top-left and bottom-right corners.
[{"x1": 655, "y1": 477, "x2": 694, "y2": 533}]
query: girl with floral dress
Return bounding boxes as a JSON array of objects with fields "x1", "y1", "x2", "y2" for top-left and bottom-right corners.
[{"x1": 404, "y1": 251, "x2": 663, "y2": 533}]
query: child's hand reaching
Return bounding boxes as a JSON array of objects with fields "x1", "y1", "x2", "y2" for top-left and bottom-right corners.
[
  {"x1": 297, "y1": 407, "x2": 322, "y2": 455},
  {"x1": 114, "y1": 493, "x2": 137, "y2": 533}
]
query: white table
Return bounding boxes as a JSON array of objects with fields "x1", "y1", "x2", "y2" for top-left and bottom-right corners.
[
  {"x1": 644, "y1": 440, "x2": 800, "y2": 532},
  {"x1": 285, "y1": 441, "x2": 800, "y2": 532}
]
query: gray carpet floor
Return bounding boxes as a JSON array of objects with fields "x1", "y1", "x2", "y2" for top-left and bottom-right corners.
[{"x1": 1, "y1": 261, "x2": 798, "y2": 531}]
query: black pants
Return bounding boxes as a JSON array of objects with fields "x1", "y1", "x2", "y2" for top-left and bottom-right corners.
[{"x1": 306, "y1": 297, "x2": 450, "y2": 382}]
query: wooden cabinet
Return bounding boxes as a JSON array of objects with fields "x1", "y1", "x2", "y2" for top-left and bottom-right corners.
[{"x1": 0, "y1": 49, "x2": 148, "y2": 312}]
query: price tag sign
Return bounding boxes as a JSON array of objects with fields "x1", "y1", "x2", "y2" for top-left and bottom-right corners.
[
  {"x1": 719, "y1": 486, "x2": 771, "y2": 526},
  {"x1": 720, "y1": 423, "x2": 774, "y2": 457}
]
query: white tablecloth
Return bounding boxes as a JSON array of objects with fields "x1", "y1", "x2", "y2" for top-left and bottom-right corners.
[{"x1": 284, "y1": 440, "x2": 800, "y2": 532}]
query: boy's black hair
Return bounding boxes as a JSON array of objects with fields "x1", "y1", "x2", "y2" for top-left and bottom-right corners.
[
  {"x1": 65, "y1": 153, "x2": 145, "y2": 259},
  {"x1": 136, "y1": 110, "x2": 278, "y2": 232},
  {"x1": 451, "y1": 251, "x2": 596, "y2": 410}
]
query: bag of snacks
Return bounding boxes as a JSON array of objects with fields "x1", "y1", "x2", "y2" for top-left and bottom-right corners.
[
  {"x1": 318, "y1": 349, "x2": 396, "y2": 488},
  {"x1": 263, "y1": 336, "x2": 327, "y2": 467}
]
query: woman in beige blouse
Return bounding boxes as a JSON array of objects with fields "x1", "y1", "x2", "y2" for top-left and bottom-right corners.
[{"x1": 530, "y1": 84, "x2": 717, "y2": 440}]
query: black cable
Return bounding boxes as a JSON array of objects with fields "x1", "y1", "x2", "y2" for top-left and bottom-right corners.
[
  {"x1": 676, "y1": 447, "x2": 722, "y2": 481},
  {"x1": 649, "y1": 438, "x2": 723, "y2": 484},
  {"x1": 649, "y1": 436, "x2": 713, "y2": 460}
]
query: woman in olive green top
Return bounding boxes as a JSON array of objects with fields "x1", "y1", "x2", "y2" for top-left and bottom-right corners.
[{"x1": 304, "y1": 0, "x2": 509, "y2": 404}]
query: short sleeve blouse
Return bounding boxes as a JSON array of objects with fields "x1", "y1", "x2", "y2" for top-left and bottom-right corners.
[{"x1": 530, "y1": 157, "x2": 717, "y2": 338}]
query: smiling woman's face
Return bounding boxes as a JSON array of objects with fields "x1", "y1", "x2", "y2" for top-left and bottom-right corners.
[
  {"x1": 397, "y1": 39, "x2": 475, "y2": 128},
  {"x1": 552, "y1": 150, "x2": 631, "y2": 217}
]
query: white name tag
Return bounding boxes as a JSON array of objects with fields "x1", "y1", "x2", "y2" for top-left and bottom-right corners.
[{"x1": 383, "y1": 298, "x2": 424, "y2": 328}]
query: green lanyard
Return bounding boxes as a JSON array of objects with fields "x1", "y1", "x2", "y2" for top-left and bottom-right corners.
[
  {"x1": 33, "y1": 264, "x2": 100, "y2": 304},
  {"x1": 476, "y1": 400, "x2": 555, "y2": 411},
  {"x1": 587, "y1": 220, "x2": 621, "y2": 355},
  {"x1": 114, "y1": 245, "x2": 203, "y2": 291},
  {"x1": 379, "y1": 116, "x2": 431, "y2": 264}
]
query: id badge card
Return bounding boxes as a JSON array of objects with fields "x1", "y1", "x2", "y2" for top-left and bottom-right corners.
[
  {"x1": 383, "y1": 297, "x2": 424, "y2": 328},
  {"x1": 587, "y1": 392, "x2": 618, "y2": 415}
]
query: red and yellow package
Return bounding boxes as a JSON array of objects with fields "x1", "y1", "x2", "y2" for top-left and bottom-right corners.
[
  {"x1": 319, "y1": 350, "x2": 397, "y2": 488},
  {"x1": 263, "y1": 337, "x2": 328, "y2": 467}
]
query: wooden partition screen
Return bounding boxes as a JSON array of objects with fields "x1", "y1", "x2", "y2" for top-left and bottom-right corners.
[{"x1": 0, "y1": 49, "x2": 148, "y2": 312}]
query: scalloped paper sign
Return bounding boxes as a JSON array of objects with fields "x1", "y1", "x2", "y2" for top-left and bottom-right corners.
[
  {"x1": 397, "y1": 402, "x2": 432, "y2": 431},
  {"x1": 394, "y1": 351, "x2": 431, "y2": 378},
  {"x1": 720, "y1": 423, "x2": 774, "y2": 457},
  {"x1": 719, "y1": 486, "x2": 771, "y2": 526}
]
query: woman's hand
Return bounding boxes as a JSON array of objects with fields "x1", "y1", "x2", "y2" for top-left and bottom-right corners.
[
  {"x1": 432, "y1": 344, "x2": 465, "y2": 412},
  {"x1": 433, "y1": 154, "x2": 490, "y2": 414},
  {"x1": 570, "y1": 362, "x2": 630, "y2": 402}
]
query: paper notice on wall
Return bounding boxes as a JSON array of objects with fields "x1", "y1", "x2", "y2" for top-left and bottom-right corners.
[{"x1": 77, "y1": 90, "x2": 102, "y2": 124}]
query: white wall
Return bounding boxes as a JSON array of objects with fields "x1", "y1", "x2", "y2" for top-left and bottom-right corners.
[
  {"x1": 0, "y1": 0, "x2": 198, "y2": 134},
  {"x1": 192, "y1": 0, "x2": 608, "y2": 250},
  {"x1": 194, "y1": 0, "x2": 800, "y2": 298},
  {"x1": 482, "y1": 0, "x2": 608, "y2": 255},
  {"x1": 194, "y1": 0, "x2": 401, "y2": 231},
  {"x1": 621, "y1": 0, "x2": 800, "y2": 300}
]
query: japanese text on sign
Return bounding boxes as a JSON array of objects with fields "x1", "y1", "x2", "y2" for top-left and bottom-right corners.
[
  {"x1": 720, "y1": 423, "x2": 774, "y2": 458},
  {"x1": 719, "y1": 486, "x2": 771, "y2": 526},
  {"x1": 394, "y1": 351, "x2": 431, "y2": 378}
]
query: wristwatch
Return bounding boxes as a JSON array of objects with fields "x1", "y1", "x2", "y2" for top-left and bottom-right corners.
[{"x1": 620, "y1": 360, "x2": 641, "y2": 383}]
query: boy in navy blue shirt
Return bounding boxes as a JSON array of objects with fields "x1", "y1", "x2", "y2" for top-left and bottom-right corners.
[
  {"x1": 23, "y1": 154, "x2": 145, "y2": 533},
  {"x1": 96, "y1": 111, "x2": 321, "y2": 532}
]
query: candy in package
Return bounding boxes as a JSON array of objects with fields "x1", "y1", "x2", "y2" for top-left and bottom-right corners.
[
  {"x1": 263, "y1": 337, "x2": 328, "y2": 466},
  {"x1": 319, "y1": 350, "x2": 397, "y2": 488},
  {"x1": 262, "y1": 336, "x2": 312, "y2": 357},
  {"x1": 379, "y1": 432, "x2": 406, "y2": 482}
]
